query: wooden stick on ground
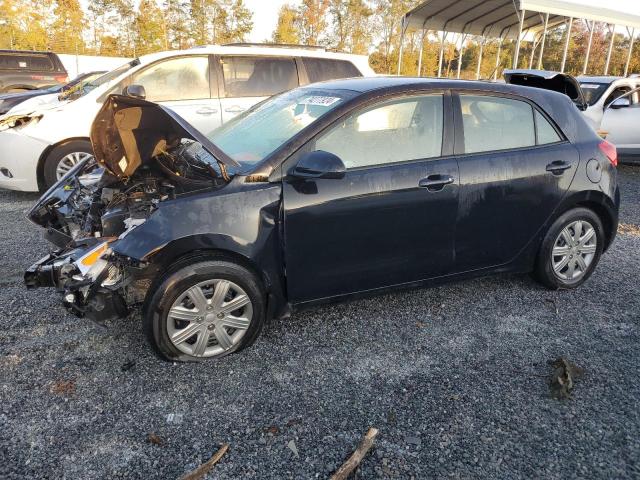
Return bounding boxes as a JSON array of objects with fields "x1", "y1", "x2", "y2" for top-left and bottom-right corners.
[
  {"x1": 179, "y1": 443, "x2": 229, "y2": 480},
  {"x1": 330, "y1": 427, "x2": 379, "y2": 480}
]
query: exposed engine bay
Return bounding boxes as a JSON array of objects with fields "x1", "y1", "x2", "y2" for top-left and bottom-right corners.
[{"x1": 24, "y1": 94, "x2": 240, "y2": 322}]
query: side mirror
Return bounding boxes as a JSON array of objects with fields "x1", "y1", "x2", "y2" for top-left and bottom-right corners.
[
  {"x1": 123, "y1": 84, "x2": 146, "y2": 100},
  {"x1": 291, "y1": 150, "x2": 346, "y2": 180},
  {"x1": 609, "y1": 97, "x2": 630, "y2": 109}
]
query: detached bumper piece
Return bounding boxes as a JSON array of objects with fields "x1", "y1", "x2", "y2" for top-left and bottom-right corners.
[{"x1": 24, "y1": 248, "x2": 128, "y2": 323}]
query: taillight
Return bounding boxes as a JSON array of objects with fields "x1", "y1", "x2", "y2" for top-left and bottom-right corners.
[
  {"x1": 55, "y1": 75, "x2": 68, "y2": 83},
  {"x1": 598, "y1": 140, "x2": 617, "y2": 167}
]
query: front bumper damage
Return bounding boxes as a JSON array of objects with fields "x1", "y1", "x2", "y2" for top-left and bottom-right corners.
[{"x1": 24, "y1": 241, "x2": 133, "y2": 322}]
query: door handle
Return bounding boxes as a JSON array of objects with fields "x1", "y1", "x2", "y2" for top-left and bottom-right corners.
[
  {"x1": 224, "y1": 106, "x2": 246, "y2": 113},
  {"x1": 196, "y1": 107, "x2": 219, "y2": 115},
  {"x1": 418, "y1": 174, "x2": 454, "y2": 191},
  {"x1": 546, "y1": 160, "x2": 572, "y2": 174}
]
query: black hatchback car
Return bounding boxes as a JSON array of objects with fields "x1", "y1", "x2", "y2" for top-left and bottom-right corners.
[
  {"x1": 25, "y1": 77, "x2": 620, "y2": 362},
  {"x1": 0, "y1": 50, "x2": 68, "y2": 93}
]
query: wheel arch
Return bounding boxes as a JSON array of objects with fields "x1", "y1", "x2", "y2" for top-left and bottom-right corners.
[
  {"x1": 555, "y1": 190, "x2": 618, "y2": 251},
  {"x1": 36, "y1": 137, "x2": 92, "y2": 191}
]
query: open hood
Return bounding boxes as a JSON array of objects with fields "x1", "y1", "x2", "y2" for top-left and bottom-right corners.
[
  {"x1": 503, "y1": 69, "x2": 587, "y2": 111},
  {"x1": 90, "y1": 95, "x2": 239, "y2": 178}
]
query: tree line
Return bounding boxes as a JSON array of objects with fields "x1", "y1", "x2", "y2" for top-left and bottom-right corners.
[{"x1": 0, "y1": 0, "x2": 638, "y2": 77}]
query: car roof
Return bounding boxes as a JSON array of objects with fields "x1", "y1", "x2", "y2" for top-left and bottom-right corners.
[
  {"x1": 0, "y1": 50, "x2": 59, "y2": 56},
  {"x1": 302, "y1": 75, "x2": 561, "y2": 96},
  {"x1": 138, "y1": 45, "x2": 369, "y2": 64}
]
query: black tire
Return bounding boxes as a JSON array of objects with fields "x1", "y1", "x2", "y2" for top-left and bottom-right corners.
[
  {"x1": 534, "y1": 207, "x2": 604, "y2": 290},
  {"x1": 143, "y1": 259, "x2": 266, "y2": 362},
  {"x1": 43, "y1": 140, "x2": 93, "y2": 189}
]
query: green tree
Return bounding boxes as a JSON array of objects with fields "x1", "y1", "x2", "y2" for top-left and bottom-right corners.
[
  {"x1": 51, "y1": 0, "x2": 84, "y2": 53},
  {"x1": 298, "y1": 0, "x2": 330, "y2": 45},
  {"x1": 135, "y1": 0, "x2": 166, "y2": 54},
  {"x1": 329, "y1": 0, "x2": 372, "y2": 54},
  {"x1": 272, "y1": 3, "x2": 300, "y2": 44}
]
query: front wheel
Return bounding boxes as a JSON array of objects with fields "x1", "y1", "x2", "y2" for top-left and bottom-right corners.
[
  {"x1": 43, "y1": 140, "x2": 94, "y2": 189},
  {"x1": 534, "y1": 207, "x2": 604, "y2": 289},
  {"x1": 143, "y1": 259, "x2": 266, "y2": 362}
]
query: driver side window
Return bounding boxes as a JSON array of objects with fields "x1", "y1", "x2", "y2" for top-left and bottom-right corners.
[
  {"x1": 130, "y1": 56, "x2": 211, "y2": 102},
  {"x1": 315, "y1": 94, "x2": 444, "y2": 169}
]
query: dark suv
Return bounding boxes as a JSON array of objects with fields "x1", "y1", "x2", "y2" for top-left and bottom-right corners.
[
  {"x1": 25, "y1": 77, "x2": 620, "y2": 362},
  {"x1": 0, "y1": 50, "x2": 68, "y2": 93}
]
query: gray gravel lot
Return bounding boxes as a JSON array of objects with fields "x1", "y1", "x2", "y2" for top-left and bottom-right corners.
[{"x1": 1, "y1": 166, "x2": 639, "y2": 479}]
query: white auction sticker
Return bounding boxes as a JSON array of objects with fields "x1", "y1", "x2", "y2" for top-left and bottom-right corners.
[
  {"x1": 580, "y1": 83, "x2": 601, "y2": 89},
  {"x1": 300, "y1": 96, "x2": 341, "y2": 106}
]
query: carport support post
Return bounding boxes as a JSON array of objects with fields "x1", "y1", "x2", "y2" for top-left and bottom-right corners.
[
  {"x1": 457, "y1": 34, "x2": 467, "y2": 79},
  {"x1": 560, "y1": 17, "x2": 573, "y2": 73},
  {"x1": 493, "y1": 37, "x2": 504, "y2": 81},
  {"x1": 438, "y1": 31, "x2": 448, "y2": 78},
  {"x1": 513, "y1": 8, "x2": 526, "y2": 69},
  {"x1": 417, "y1": 29, "x2": 427, "y2": 76},
  {"x1": 475, "y1": 38, "x2": 485, "y2": 80},
  {"x1": 624, "y1": 28, "x2": 636, "y2": 76},
  {"x1": 583, "y1": 20, "x2": 595, "y2": 75},
  {"x1": 604, "y1": 24, "x2": 616, "y2": 75},
  {"x1": 537, "y1": 12, "x2": 549, "y2": 70},
  {"x1": 397, "y1": 17, "x2": 408, "y2": 75}
]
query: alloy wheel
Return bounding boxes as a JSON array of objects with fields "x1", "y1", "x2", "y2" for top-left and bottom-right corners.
[
  {"x1": 166, "y1": 279, "x2": 253, "y2": 358},
  {"x1": 56, "y1": 152, "x2": 94, "y2": 180},
  {"x1": 551, "y1": 220, "x2": 597, "y2": 281}
]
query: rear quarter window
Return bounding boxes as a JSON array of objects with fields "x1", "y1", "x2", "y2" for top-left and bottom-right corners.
[{"x1": 302, "y1": 58, "x2": 362, "y2": 83}]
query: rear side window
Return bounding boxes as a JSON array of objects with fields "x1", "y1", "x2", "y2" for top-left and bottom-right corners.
[
  {"x1": 0, "y1": 54, "x2": 54, "y2": 70},
  {"x1": 535, "y1": 110, "x2": 561, "y2": 144},
  {"x1": 316, "y1": 94, "x2": 443, "y2": 169},
  {"x1": 302, "y1": 58, "x2": 362, "y2": 83},
  {"x1": 460, "y1": 95, "x2": 535, "y2": 154},
  {"x1": 221, "y1": 56, "x2": 298, "y2": 97}
]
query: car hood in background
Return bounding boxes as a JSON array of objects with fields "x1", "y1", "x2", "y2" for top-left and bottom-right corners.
[
  {"x1": 503, "y1": 69, "x2": 587, "y2": 110},
  {"x1": 90, "y1": 95, "x2": 240, "y2": 178}
]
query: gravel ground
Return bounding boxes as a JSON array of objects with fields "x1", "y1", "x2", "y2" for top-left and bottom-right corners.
[{"x1": 1, "y1": 166, "x2": 639, "y2": 479}]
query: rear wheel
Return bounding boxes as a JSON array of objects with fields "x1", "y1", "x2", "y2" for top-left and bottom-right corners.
[
  {"x1": 43, "y1": 140, "x2": 94, "y2": 189},
  {"x1": 143, "y1": 259, "x2": 266, "y2": 362},
  {"x1": 534, "y1": 208, "x2": 604, "y2": 289}
]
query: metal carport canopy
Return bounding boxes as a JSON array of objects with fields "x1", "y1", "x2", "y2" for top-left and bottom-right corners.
[{"x1": 402, "y1": 0, "x2": 640, "y2": 40}]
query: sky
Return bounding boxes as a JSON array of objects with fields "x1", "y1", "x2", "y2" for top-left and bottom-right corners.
[{"x1": 78, "y1": 0, "x2": 640, "y2": 43}]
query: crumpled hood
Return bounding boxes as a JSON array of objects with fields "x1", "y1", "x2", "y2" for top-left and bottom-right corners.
[
  {"x1": 503, "y1": 69, "x2": 587, "y2": 110},
  {"x1": 90, "y1": 95, "x2": 239, "y2": 178}
]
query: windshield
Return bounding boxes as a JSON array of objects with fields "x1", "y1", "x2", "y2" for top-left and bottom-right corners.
[
  {"x1": 207, "y1": 88, "x2": 356, "y2": 169},
  {"x1": 60, "y1": 59, "x2": 140, "y2": 100},
  {"x1": 579, "y1": 82, "x2": 609, "y2": 106}
]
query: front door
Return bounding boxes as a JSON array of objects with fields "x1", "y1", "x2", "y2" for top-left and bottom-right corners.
[
  {"x1": 129, "y1": 55, "x2": 222, "y2": 135},
  {"x1": 453, "y1": 93, "x2": 579, "y2": 272},
  {"x1": 283, "y1": 93, "x2": 459, "y2": 303}
]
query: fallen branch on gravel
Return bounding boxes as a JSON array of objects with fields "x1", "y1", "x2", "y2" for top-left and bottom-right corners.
[
  {"x1": 179, "y1": 443, "x2": 229, "y2": 480},
  {"x1": 330, "y1": 427, "x2": 379, "y2": 480},
  {"x1": 618, "y1": 223, "x2": 640, "y2": 237},
  {"x1": 549, "y1": 358, "x2": 584, "y2": 399}
]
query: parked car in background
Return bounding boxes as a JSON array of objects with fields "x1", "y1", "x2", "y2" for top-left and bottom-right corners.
[
  {"x1": 0, "y1": 50, "x2": 68, "y2": 93},
  {"x1": 25, "y1": 77, "x2": 619, "y2": 361},
  {"x1": 0, "y1": 44, "x2": 374, "y2": 192},
  {"x1": 504, "y1": 69, "x2": 640, "y2": 164},
  {"x1": 0, "y1": 71, "x2": 105, "y2": 115}
]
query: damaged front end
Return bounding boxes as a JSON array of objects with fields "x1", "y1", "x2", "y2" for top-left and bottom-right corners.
[{"x1": 25, "y1": 94, "x2": 239, "y2": 322}]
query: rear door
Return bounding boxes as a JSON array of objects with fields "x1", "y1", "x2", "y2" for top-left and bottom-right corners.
[
  {"x1": 283, "y1": 92, "x2": 459, "y2": 303},
  {"x1": 128, "y1": 55, "x2": 222, "y2": 135},
  {"x1": 452, "y1": 92, "x2": 579, "y2": 272},
  {"x1": 218, "y1": 55, "x2": 299, "y2": 123}
]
